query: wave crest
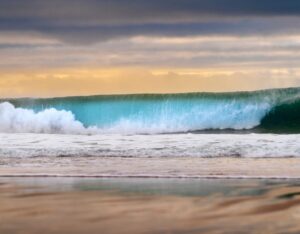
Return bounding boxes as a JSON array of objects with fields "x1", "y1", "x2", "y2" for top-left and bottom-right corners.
[
  {"x1": 0, "y1": 102, "x2": 95, "y2": 134},
  {"x1": 2, "y1": 87, "x2": 300, "y2": 134}
]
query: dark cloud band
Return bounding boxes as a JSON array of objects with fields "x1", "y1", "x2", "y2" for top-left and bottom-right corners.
[
  {"x1": 2, "y1": 0, "x2": 300, "y2": 21},
  {"x1": 1, "y1": 0, "x2": 300, "y2": 42}
]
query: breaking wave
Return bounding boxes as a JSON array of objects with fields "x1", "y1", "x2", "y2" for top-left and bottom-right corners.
[{"x1": 1, "y1": 87, "x2": 300, "y2": 134}]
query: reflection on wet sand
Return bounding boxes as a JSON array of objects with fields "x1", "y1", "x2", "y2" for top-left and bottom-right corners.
[{"x1": 0, "y1": 178, "x2": 300, "y2": 234}]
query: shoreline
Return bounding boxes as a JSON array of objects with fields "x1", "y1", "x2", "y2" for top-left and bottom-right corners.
[
  {"x1": 2, "y1": 157, "x2": 300, "y2": 179},
  {"x1": 1, "y1": 175, "x2": 300, "y2": 179}
]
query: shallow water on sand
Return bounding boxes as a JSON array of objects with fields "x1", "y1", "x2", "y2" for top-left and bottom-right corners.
[
  {"x1": 1, "y1": 178, "x2": 300, "y2": 234},
  {"x1": 2, "y1": 157, "x2": 300, "y2": 179},
  {"x1": 1, "y1": 133, "x2": 300, "y2": 179},
  {"x1": 1, "y1": 133, "x2": 300, "y2": 159},
  {"x1": 2, "y1": 132, "x2": 300, "y2": 233}
]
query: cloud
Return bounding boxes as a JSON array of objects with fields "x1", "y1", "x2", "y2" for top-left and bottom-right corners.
[
  {"x1": 1, "y1": 34, "x2": 300, "y2": 70},
  {"x1": 1, "y1": 0, "x2": 300, "y2": 96},
  {"x1": 1, "y1": 68, "x2": 300, "y2": 98},
  {"x1": 1, "y1": 0, "x2": 300, "y2": 43},
  {"x1": 2, "y1": 0, "x2": 300, "y2": 23}
]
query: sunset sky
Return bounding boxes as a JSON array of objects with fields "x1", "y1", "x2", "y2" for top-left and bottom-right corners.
[{"x1": 2, "y1": 0, "x2": 300, "y2": 97}]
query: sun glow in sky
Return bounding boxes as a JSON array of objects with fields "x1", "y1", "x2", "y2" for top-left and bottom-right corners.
[{"x1": 2, "y1": 0, "x2": 300, "y2": 97}]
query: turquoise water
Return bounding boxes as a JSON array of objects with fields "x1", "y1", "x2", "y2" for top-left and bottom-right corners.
[{"x1": 1, "y1": 87, "x2": 300, "y2": 134}]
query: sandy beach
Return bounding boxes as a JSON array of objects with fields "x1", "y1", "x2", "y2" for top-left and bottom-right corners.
[
  {"x1": 2, "y1": 157, "x2": 300, "y2": 179},
  {"x1": 2, "y1": 0, "x2": 300, "y2": 233},
  {"x1": 0, "y1": 178, "x2": 300, "y2": 234},
  {"x1": 1, "y1": 134, "x2": 300, "y2": 233}
]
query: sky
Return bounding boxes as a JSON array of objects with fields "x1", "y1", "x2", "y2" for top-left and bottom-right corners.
[{"x1": 1, "y1": 0, "x2": 300, "y2": 97}]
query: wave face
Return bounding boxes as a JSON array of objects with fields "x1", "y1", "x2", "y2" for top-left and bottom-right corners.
[{"x1": 1, "y1": 87, "x2": 300, "y2": 134}]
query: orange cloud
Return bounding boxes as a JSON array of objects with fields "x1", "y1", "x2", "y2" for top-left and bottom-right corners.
[{"x1": 0, "y1": 67, "x2": 299, "y2": 98}]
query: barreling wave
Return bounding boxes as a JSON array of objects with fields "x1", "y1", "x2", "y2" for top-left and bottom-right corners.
[{"x1": 1, "y1": 87, "x2": 300, "y2": 134}]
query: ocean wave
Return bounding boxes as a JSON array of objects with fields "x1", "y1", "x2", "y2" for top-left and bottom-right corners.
[
  {"x1": 1, "y1": 87, "x2": 300, "y2": 134},
  {"x1": 0, "y1": 102, "x2": 97, "y2": 134}
]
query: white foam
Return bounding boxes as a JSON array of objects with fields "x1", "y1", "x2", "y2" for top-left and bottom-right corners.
[
  {"x1": 1, "y1": 133, "x2": 300, "y2": 158},
  {"x1": 0, "y1": 102, "x2": 96, "y2": 134},
  {"x1": 0, "y1": 101, "x2": 272, "y2": 135}
]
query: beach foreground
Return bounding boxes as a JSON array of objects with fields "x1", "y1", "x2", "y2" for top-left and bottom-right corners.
[
  {"x1": 2, "y1": 157, "x2": 300, "y2": 179},
  {"x1": 2, "y1": 133, "x2": 300, "y2": 233},
  {"x1": 1, "y1": 178, "x2": 300, "y2": 234}
]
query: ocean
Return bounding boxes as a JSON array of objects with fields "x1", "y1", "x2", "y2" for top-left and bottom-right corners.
[
  {"x1": 2, "y1": 87, "x2": 300, "y2": 134},
  {"x1": 2, "y1": 87, "x2": 300, "y2": 234},
  {"x1": 1, "y1": 87, "x2": 300, "y2": 178}
]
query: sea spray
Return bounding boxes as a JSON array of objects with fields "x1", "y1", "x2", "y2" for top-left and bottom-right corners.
[{"x1": 1, "y1": 87, "x2": 300, "y2": 134}]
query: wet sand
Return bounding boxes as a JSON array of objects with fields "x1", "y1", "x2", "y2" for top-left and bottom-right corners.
[
  {"x1": 1, "y1": 178, "x2": 300, "y2": 234},
  {"x1": 2, "y1": 153, "x2": 300, "y2": 233},
  {"x1": 2, "y1": 157, "x2": 300, "y2": 178}
]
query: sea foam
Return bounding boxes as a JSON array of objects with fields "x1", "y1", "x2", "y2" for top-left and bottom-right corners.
[
  {"x1": 1, "y1": 87, "x2": 300, "y2": 134},
  {"x1": 0, "y1": 102, "x2": 94, "y2": 134}
]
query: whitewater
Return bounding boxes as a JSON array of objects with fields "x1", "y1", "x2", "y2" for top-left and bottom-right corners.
[
  {"x1": 1, "y1": 87, "x2": 300, "y2": 162},
  {"x1": 1, "y1": 133, "x2": 300, "y2": 158},
  {"x1": 1, "y1": 87, "x2": 300, "y2": 134}
]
